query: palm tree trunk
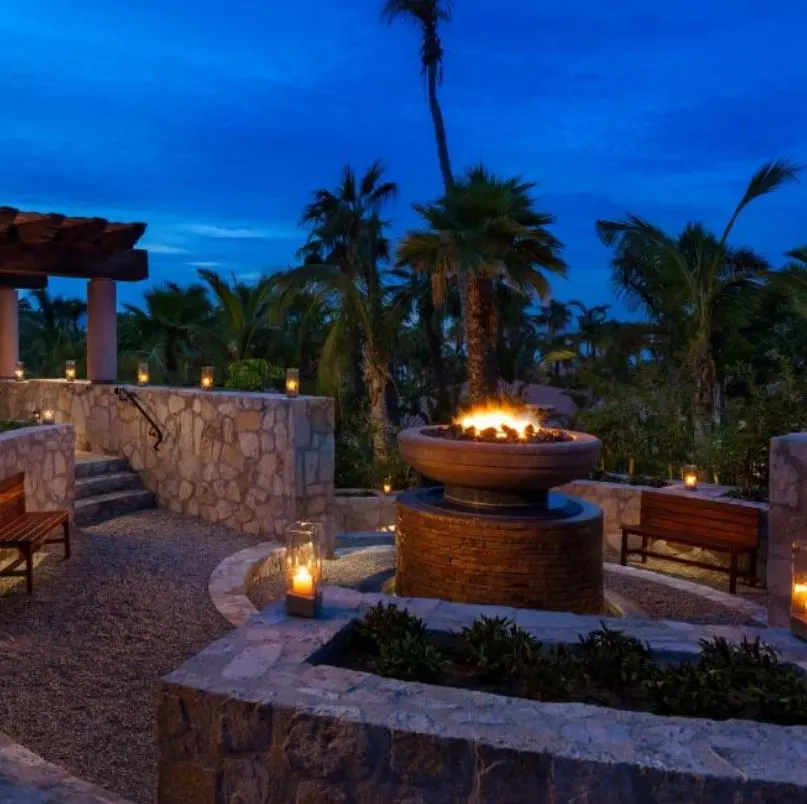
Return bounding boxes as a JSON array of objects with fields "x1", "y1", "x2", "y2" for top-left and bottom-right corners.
[
  {"x1": 427, "y1": 63, "x2": 453, "y2": 191},
  {"x1": 466, "y1": 277, "x2": 498, "y2": 401},
  {"x1": 420, "y1": 294, "x2": 451, "y2": 422},
  {"x1": 691, "y1": 340, "x2": 716, "y2": 445},
  {"x1": 363, "y1": 347, "x2": 389, "y2": 467}
]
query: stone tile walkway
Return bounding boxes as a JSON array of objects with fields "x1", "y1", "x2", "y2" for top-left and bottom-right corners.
[{"x1": 0, "y1": 509, "x2": 263, "y2": 803}]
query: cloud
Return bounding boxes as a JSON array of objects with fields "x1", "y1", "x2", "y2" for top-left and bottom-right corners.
[
  {"x1": 178, "y1": 224, "x2": 298, "y2": 240},
  {"x1": 187, "y1": 261, "x2": 225, "y2": 268},
  {"x1": 144, "y1": 244, "x2": 189, "y2": 254}
]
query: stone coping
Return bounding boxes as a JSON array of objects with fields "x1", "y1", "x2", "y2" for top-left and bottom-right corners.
[
  {"x1": 4, "y1": 378, "x2": 321, "y2": 402},
  {"x1": 0, "y1": 422, "x2": 71, "y2": 441},
  {"x1": 0, "y1": 731, "x2": 132, "y2": 803},
  {"x1": 165, "y1": 588, "x2": 807, "y2": 798}
]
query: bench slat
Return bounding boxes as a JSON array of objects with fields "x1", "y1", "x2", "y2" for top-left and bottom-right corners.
[
  {"x1": 0, "y1": 511, "x2": 68, "y2": 545},
  {"x1": 621, "y1": 525, "x2": 756, "y2": 551}
]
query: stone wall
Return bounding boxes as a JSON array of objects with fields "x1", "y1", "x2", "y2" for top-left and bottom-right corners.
[
  {"x1": 158, "y1": 589, "x2": 807, "y2": 803},
  {"x1": 0, "y1": 423, "x2": 75, "y2": 572},
  {"x1": 768, "y1": 433, "x2": 807, "y2": 627},
  {"x1": 0, "y1": 381, "x2": 334, "y2": 544},
  {"x1": 332, "y1": 490, "x2": 396, "y2": 533}
]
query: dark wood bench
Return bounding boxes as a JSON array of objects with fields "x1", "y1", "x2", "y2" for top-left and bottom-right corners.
[
  {"x1": 0, "y1": 472, "x2": 71, "y2": 594},
  {"x1": 620, "y1": 491, "x2": 760, "y2": 594}
]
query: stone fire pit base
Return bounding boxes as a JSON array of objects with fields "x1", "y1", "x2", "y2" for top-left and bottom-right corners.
[{"x1": 396, "y1": 488, "x2": 603, "y2": 614}]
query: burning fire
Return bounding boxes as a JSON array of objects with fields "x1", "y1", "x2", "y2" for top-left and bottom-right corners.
[{"x1": 455, "y1": 402, "x2": 542, "y2": 440}]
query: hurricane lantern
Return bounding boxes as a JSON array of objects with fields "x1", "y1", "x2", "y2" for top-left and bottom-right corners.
[
  {"x1": 65, "y1": 360, "x2": 76, "y2": 382},
  {"x1": 683, "y1": 465, "x2": 698, "y2": 491},
  {"x1": 137, "y1": 362, "x2": 150, "y2": 386},
  {"x1": 42, "y1": 409, "x2": 55, "y2": 424},
  {"x1": 201, "y1": 366, "x2": 214, "y2": 390},
  {"x1": 382, "y1": 477, "x2": 393, "y2": 495},
  {"x1": 792, "y1": 544, "x2": 807, "y2": 641},
  {"x1": 285, "y1": 521, "x2": 324, "y2": 618},
  {"x1": 285, "y1": 368, "x2": 300, "y2": 397},
  {"x1": 14, "y1": 362, "x2": 24, "y2": 381}
]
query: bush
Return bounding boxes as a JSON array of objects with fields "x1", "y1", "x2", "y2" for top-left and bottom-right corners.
[
  {"x1": 225, "y1": 359, "x2": 284, "y2": 392},
  {"x1": 354, "y1": 603, "x2": 425, "y2": 653},
  {"x1": 461, "y1": 616, "x2": 543, "y2": 682},
  {"x1": 374, "y1": 632, "x2": 446, "y2": 683}
]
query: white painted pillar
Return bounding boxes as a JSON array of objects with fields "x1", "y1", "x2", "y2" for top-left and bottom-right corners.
[
  {"x1": 0, "y1": 287, "x2": 19, "y2": 379},
  {"x1": 87, "y1": 278, "x2": 117, "y2": 383}
]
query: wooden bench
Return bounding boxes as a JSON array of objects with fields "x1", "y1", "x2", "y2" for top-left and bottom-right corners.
[
  {"x1": 620, "y1": 491, "x2": 760, "y2": 594},
  {"x1": 0, "y1": 472, "x2": 71, "y2": 594}
]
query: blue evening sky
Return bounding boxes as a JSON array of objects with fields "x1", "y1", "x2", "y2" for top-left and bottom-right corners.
[{"x1": 2, "y1": 0, "x2": 806, "y2": 314}]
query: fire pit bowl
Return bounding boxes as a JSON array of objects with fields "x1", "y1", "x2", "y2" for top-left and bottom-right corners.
[{"x1": 398, "y1": 426, "x2": 601, "y2": 508}]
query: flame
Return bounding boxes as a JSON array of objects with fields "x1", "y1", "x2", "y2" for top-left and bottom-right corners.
[{"x1": 455, "y1": 402, "x2": 541, "y2": 439}]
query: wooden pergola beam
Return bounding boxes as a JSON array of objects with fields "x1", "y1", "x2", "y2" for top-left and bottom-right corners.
[
  {"x1": 0, "y1": 249, "x2": 148, "y2": 282},
  {"x1": 0, "y1": 273, "x2": 47, "y2": 289}
]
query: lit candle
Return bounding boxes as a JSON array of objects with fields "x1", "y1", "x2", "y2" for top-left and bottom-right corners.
[
  {"x1": 42, "y1": 409, "x2": 55, "y2": 424},
  {"x1": 65, "y1": 360, "x2": 76, "y2": 382},
  {"x1": 683, "y1": 466, "x2": 698, "y2": 490},
  {"x1": 137, "y1": 362, "x2": 150, "y2": 386},
  {"x1": 201, "y1": 366, "x2": 214, "y2": 390},
  {"x1": 286, "y1": 368, "x2": 300, "y2": 397},
  {"x1": 292, "y1": 565, "x2": 314, "y2": 596},
  {"x1": 382, "y1": 477, "x2": 393, "y2": 495},
  {"x1": 14, "y1": 362, "x2": 24, "y2": 381}
]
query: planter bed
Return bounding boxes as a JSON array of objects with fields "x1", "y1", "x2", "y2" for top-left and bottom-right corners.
[{"x1": 159, "y1": 589, "x2": 807, "y2": 804}]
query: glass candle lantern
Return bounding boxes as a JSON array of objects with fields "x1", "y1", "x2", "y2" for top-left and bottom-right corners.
[
  {"x1": 382, "y1": 476, "x2": 393, "y2": 495},
  {"x1": 285, "y1": 521, "x2": 324, "y2": 618},
  {"x1": 200, "y1": 366, "x2": 214, "y2": 390},
  {"x1": 14, "y1": 362, "x2": 24, "y2": 381},
  {"x1": 137, "y1": 362, "x2": 150, "y2": 386},
  {"x1": 42, "y1": 409, "x2": 55, "y2": 424},
  {"x1": 285, "y1": 368, "x2": 300, "y2": 397},
  {"x1": 65, "y1": 360, "x2": 76, "y2": 382},
  {"x1": 792, "y1": 544, "x2": 807, "y2": 641},
  {"x1": 31, "y1": 408, "x2": 42, "y2": 424},
  {"x1": 683, "y1": 465, "x2": 698, "y2": 491}
]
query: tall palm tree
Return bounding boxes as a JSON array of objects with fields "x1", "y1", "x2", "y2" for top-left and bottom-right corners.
[
  {"x1": 280, "y1": 164, "x2": 401, "y2": 466},
  {"x1": 381, "y1": 0, "x2": 454, "y2": 191},
  {"x1": 197, "y1": 269, "x2": 275, "y2": 361},
  {"x1": 535, "y1": 299, "x2": 573, "y2": 338},
  {"x1": 570, "y1": 300, "x2": 611, "y2": 362},
  {"x1": 19, "y1": 290, "x2": 86, "y2": 376},
  {"x1": 597, "y1": 159, "x2": 801, "y2": 435},
  {"x1": 397, "y1": 165, "x2": 566, "y2": 401}
]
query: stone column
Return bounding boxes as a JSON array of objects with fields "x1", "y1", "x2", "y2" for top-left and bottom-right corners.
[
  {"x1": 0, "y1": 287, "x2": 19, "y2": 379},
  {"x1": 87, "y1": 278, "x2": 117, "y2": 383},
  {"x1": 767, "y1": 433, "x2": 807, "y2": 626}
]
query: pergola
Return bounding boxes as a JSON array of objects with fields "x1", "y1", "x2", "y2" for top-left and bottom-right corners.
[{"x1": 0, "y1": 207, "x2": 149, "y2": 382}]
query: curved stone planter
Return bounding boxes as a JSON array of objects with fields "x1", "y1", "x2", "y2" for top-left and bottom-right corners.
[
  {"x1": 332, "y1": 489, "x2": 397, "y2": 534},
  {"x1": 161, "y1": 591, "x2": 807, "y2": 803}
]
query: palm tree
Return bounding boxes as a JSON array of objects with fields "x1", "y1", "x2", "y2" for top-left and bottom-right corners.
[
  {"x1": 397, "y1": 165, "x2": 566, "y2": 401},
  {"x1": 19, "y1": 290, "x2": 86, "y2": 376},
  {"x1": 570, "y1": 300, "x2": 611, "y2": 362},
  {"x1": 381, "y1": 0, "x2": 454, "y2": 190},
  {"x1": 597, "y1": 159, "x2": 801, "y2": 435},
  {"x1": 196, "y1": 269, "x2": 276, "y2": 361},
  {"x1": 279, "y1": 164, "x2": 401, "y2": 466},
  {"x1": 535, "y1": 299, "x2": 574, "y2": 338},
  {"x1": 121, "y1": 282, "x2": 213, "y2": 382}
]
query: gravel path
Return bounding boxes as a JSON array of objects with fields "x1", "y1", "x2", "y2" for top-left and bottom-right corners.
[
  {"x1": 0, "y1": 510, "x2": 262, "y2": 804},
  {"x1": 248, "y1": 546, "x2": 760, "y2": 627}
]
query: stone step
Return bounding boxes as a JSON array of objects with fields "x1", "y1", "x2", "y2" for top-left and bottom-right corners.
[
  {"x1": 75, "y1": 471, "x2": 144, "y2": 500},
  {"x1": 75, "y1": 489, "x2": 156, "y2": 527},
  {"x1": 75, "y1": 456, "x2": 130, "y2": 479}
]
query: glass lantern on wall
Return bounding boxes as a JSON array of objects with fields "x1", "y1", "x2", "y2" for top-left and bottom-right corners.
[
  {"x1": 285, "y1": 521, "x2": 324, "y2": 618},
  {"x1": 200, "y1": 366, "x2": 214, "y2": 390},
  {"x1": 792, "y1": 542, "x2": 807, "y2": 641},
  {"x1": 683, "y1": 464, "x2": 698, "y2": 491},
  {"x1": 137, "y1": 362, "x2": 150, "y2": 386},
  {"x1": 285, "y1": 368, "x2": 300, "y2": 397},
  {"x1": 65, "y1": 360, "x2": 77, "y2": 382},
  {"x1": 14, "y1": 362, "x2": 24, "y2": 381}
]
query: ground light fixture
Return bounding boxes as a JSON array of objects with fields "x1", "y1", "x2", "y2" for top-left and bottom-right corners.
[
  {"x1": 285, "y1": 521, "x2": 324, "y2": 618},
  {"x1": 285, "y1": 368, "x2": 300, "y2": 397},
  {"x1": 382, "y1": 477, "x2": 393, "y2": 495}
]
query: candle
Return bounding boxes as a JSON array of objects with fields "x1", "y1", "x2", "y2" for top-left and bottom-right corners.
[
  {"x1": 65, "y1": 360, "x2": 76, "y2": 382},
  {"x1": 14, "y1": 362, "x2": 24, "y2": 381},
  {"x1": 286, "y1": 368, "x2": 300, "y2": 397},
  {"x1": 137, "y1": 362, "x2": 150, "y2": 386},
  {"x1": 42, "y1": 409, "x2": 55, "y2": 424},
  {"x1": 292, "y1": 565, "x2": 314, "y2": 597},
  {"x1": 683, "y1": 465, "x2": 698, "y2": 490},
  {"x1": 201, "y1": 366, "x2": 214, "y2": 390},
  {"x1": 382, "y1": 477, "x2": 393, "y2": 495}
]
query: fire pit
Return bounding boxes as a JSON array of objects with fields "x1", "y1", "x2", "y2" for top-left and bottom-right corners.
[{"x1": 396, "y1": 402, "x2": 605, "y2": 613}]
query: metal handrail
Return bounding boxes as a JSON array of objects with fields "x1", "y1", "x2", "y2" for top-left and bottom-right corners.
[{"x1": 113, "y1": 386, "x2": 164, "y2": 451}]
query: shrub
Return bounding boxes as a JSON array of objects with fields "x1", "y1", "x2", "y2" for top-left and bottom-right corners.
[
  {"x1": 461, "y1": 616, "x2": 543, "y2": 682},
  {"x1": 354, "y1": 603, "x2": 425, "y2": 654},
  {"x1": 225, "y1": 359, "x2": 284, "y2": 392},
  {"x1": 374, "y1": 632, "x2": 446, "y2": 683}
]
